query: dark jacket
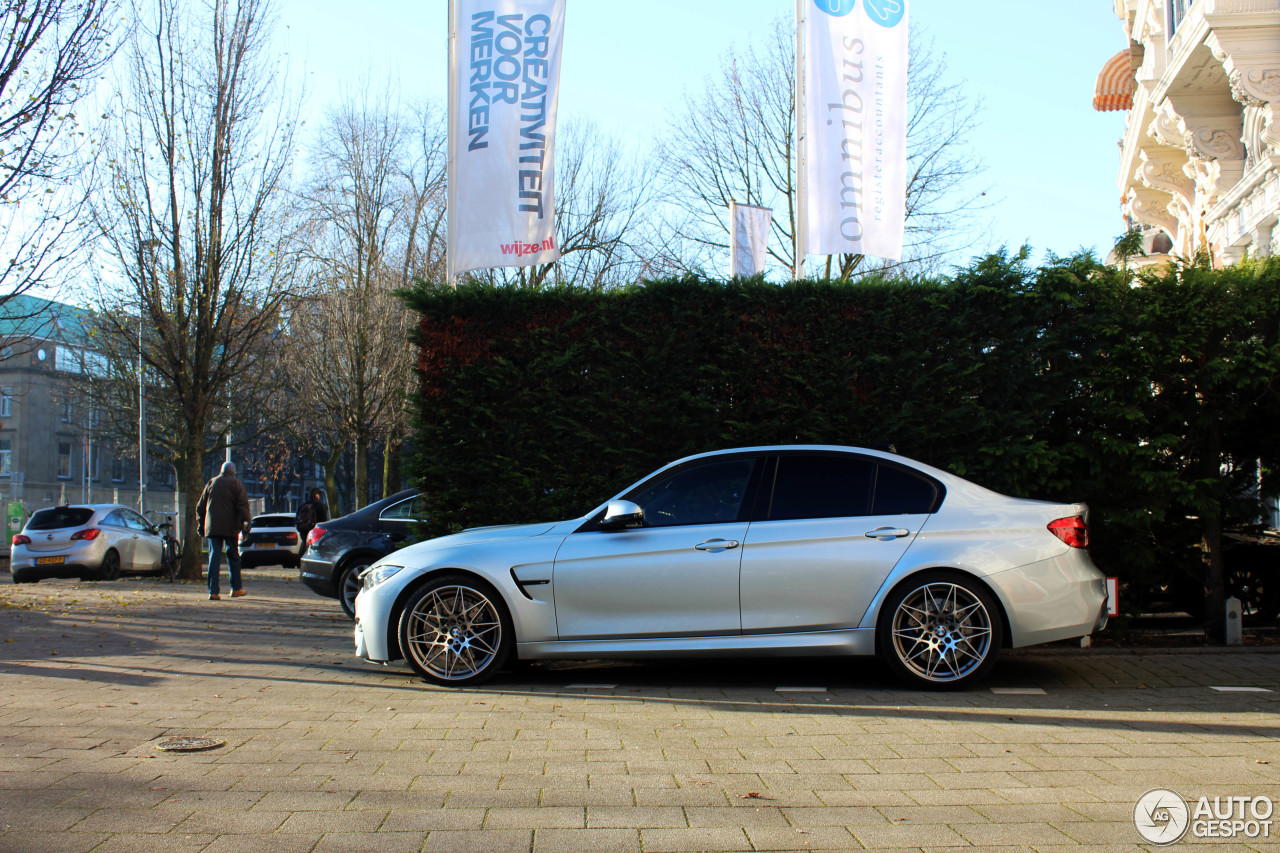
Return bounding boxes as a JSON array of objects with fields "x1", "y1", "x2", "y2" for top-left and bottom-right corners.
[
  {"x1": 196, "y1": 473, "x2": 252, "y2": 539},
  {"x1": 296, "y1": 496, "x2": 329, "y2": 534}
]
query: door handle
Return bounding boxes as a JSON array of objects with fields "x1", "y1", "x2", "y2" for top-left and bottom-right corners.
[
  {"x1": 694, "y1": 539, "x2": 739, "y2": 551},
  {"x1": 864, "y1": 527, "x2": 911, "y2": 541}
]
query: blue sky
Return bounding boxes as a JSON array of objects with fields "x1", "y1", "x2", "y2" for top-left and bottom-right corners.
[{"x1": 279, "y1": 0, "x2": 1130, "y2": 269}]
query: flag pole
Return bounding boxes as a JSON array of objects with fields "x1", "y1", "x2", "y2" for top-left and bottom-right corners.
[
  {"x1": 793, "y1": 0, "x2": 806, "y2": 282},
  {"x1": 446, "y1": 0, "x2": 458, "y2": 289},
  {"x1": 728, "y1": 201, "x2": 738, "y2": 278}
]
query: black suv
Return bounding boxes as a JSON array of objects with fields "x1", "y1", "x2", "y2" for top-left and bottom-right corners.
[{"x1": 299, "y1": 490, "x2": 425, "y2": 617}]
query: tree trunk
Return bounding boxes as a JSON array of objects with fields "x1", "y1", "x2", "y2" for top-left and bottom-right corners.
[
  {"x1": 176, "y1": 443, "x2": 206, "y2": 582},
  {"x1": 323, "y1": 444, "x2": 342, "y2": 519},
  {"x1": 382, "y1": 438, "x2": 401, "y2": 497},
  {"x1": 354, "y1": 435, "x2": 368, "y2": 510},
  {"x1": 1202, "y1": 424, "x2": 1227, "y2": 643}
]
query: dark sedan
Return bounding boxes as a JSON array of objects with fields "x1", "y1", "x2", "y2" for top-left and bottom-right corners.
[{"x1": 299, "y1": 490, "x2": 424, "y2": 617}]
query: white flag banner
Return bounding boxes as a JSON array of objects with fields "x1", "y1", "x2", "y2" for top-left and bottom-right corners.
[
  {"x1": 800, "y1": 0, "x2": 909, "y2": 262},
  {"x1": 729, "y1": 203, "x2": 772, "y2": 277},
  {"x1": 448, "y1": 0, "x2": 565, "y2": 276}
]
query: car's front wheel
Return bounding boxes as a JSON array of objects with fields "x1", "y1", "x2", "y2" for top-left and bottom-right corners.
[
  {"x1": 398, "y1": 574, "x2": 512, "y2": 687},
  {"x1": 877, "y1": 571, "x2": 1002, "y2": 690}
]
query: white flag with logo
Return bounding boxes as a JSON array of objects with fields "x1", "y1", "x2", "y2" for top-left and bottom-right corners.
[
  {"x1": 729, "y1": 203, "x2": 772, "y2": 277},
  {"x1": 800, "y1": 0, "x2": 909, "y2": 261},
  {"x1": 448, "y1": 0, "x2": 565, "y2": 275}
]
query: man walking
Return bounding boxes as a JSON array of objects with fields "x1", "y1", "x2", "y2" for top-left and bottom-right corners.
[{"x1": 196, "y1": 461, "x2": 252, "y2": 601}]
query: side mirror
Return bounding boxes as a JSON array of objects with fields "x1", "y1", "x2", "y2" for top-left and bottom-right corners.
[{"x1": 599, "y1": 500, "x2": 644, "y2": 531}]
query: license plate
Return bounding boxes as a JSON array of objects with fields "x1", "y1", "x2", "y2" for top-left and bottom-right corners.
[
  {"x1": 36, "y1": 556, "x2": 66, "y2": 565},
  {"x1": 255, "y1": 543, "x2": 276, "y2": 548}
]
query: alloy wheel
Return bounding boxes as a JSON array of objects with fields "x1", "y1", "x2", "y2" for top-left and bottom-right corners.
[
  {"x1": 402, "y1": 584, "x2": 504, "y2": 683},
  {"x1": 889, "y1": 581, "x2": 993, "y2": 684}
]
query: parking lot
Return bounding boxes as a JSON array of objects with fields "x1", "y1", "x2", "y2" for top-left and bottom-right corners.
[{"x1": 1, "y1": 565, "x2": 1278, "y2": 853}]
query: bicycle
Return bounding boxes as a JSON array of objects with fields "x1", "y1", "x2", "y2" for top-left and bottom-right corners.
[{"x1": 155, "y1": 517, "x2": 181, "y2": 583}]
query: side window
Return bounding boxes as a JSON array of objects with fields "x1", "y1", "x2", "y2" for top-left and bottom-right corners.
[
  {"x1": 873, "y1": 464, "x2": 940, "y2": 515},
  {"x1": 628, "y1": 459, "x2": 755, "y2": 528},
  {"x1": 102, "y1": 510, "x2": 127, "y2": 528},
  {"x1": 380, "y1": 496, "x2": 419, "y2": 522},
  {"x1": 768, "y1": 454, "x2": 874, "y2": 520}
]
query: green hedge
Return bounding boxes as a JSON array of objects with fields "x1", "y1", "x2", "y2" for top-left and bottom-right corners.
[{"x1": 403, "y1": 253, "x2": 1280, "y2": 594}]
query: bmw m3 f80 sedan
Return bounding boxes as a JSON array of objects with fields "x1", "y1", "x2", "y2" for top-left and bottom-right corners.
[{"x1": 353, "y1": 446, "x2": 1109, "y2": 690}]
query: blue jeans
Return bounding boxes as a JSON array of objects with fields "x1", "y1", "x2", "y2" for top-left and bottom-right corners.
[{"x1": 207, "y1": 536, "x2": 242, "y2": 596}]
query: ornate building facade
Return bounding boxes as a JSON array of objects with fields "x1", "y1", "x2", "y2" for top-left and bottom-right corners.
[{"x1": 1101, "y1": 0, "x2": 1280, "y2": 264}]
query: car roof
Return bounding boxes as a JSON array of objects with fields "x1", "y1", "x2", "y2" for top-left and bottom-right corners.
[
  {"x1": 33, "y1": 504, "x2": 128, "y2": 513},
  {"x1": 321, "y1": 489, "x2": 420, "y2": 528}
]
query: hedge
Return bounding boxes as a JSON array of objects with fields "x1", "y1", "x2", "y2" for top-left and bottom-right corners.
[{"x1": 403, "y1": 252, "x2": 1280, "y2": 598}]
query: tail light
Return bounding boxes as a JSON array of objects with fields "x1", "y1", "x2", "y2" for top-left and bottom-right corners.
[
  {"x1": 306, "y1": 526, "x2": 328, "y2": 548},
  {"x1": 11, "y1": 534, "x2": 30, "y2": 545},
  {"x1": 71, "y1": 528, "x2": 102, "y2": 541},
  {"x1": 1048, "y1": 517, "x2": 1089, "y2": 549},
  {"x1": 283, "y1": 532, "x2": 298, "y2": 544}
]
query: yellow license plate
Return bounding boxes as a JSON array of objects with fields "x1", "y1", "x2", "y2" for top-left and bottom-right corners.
[
  {"x1": 36, "y1": 556, "x2": 66, "y2": 565},
  {"x1": 255, "y1": 543, "x2": 275, "y2": 548}
]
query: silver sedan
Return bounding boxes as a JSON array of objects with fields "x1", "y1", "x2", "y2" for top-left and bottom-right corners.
[
  {"x1": 354, "y1": 446, "x2": 1109, "y2": 690},
  {"x1": 11, "y1": 504, "x2": 165, "y2": 583}
]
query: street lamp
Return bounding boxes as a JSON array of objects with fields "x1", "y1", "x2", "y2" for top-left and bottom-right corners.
[{"x1": 138, "y1": 239, "x2": 160, "y2": 516}]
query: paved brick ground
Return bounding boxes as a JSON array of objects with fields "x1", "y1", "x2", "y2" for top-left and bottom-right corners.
[{"x1": 1, "y1": 566, "x2": 1278, "y2": 852}]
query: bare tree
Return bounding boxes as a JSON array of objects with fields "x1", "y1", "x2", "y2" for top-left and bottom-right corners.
[
  {"x1": 0, "y1": 1, "x2": 118, "y2": 313},
  {"x1": 89, "y1": 0, "x2": 299, "y2": 578},
  {"x1": 657, "y1": 19, "x2": 986, "y2": 280},
  {"x1": 290, "y1": 90, "x2": 442, "y2": 510},
  {"x1": 471, "y1": 119, "x2": 658, "y2": 289}
]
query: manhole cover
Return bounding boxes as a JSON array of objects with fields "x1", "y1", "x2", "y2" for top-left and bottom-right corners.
[{"x1": 155, "y1": 737, "x2": 226, "y2": 752}]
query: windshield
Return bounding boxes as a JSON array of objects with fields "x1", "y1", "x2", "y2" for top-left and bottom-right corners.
[{"x1": 28, "y1": 507, "x2": 95, "y2": 530}]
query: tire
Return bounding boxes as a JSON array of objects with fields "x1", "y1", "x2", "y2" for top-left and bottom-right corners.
[
  {"x1": 337, "y1": 560, "x2": 373, "y2": 619},
  {"x1": 397, "y1": 574, "x2": 513, "y2": 687},
  {"x1": 11, "y1": 571, "x2": 35, "y2": 584},
  {"x1": 99, "y1": 550, "x2": 121, "y2": 582},
  {"x1": 1226, "y1": 555, "x2": 1280, "y2": 623},
  {"x1": 877, "y1": 570, "x2": 1003, "y2": 690}
]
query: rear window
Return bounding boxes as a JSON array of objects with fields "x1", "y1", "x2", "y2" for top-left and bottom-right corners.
[
  {"x1": 252, "y1": 515, "x2": 296, "y2": 528},
  {"x1": 872, "y1": 465, "x2": 941, "y2": 515},
  {"x1": 28, "y1": 507, "x2": 95, "y2": 530}
]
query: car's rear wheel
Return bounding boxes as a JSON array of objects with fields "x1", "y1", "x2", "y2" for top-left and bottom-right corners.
[
  {"x1": 398, "y1": 574, "x2": 512, "y2": 687},
  {"x1": 11, "y1": 571, "x2": 35, "y2": 584},
  {"x1": 877, "y1": 571, "x2": 1002, "y2": 690},
  {"x1": 338, "y1": 559, "x2": 372, "y2": 618}
]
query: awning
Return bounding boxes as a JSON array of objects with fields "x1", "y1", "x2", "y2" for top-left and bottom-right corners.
[{"x1": 1093, "y1": 49, "x2": 1135, "y2": 112}]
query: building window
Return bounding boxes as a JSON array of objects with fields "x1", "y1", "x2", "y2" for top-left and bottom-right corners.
[
  {"x1": 0, "y1": 388, "x2": 10, "y2": 418},
  {"x1": 55, "y1": 346, "x2": 80, "y2": 373},
  {"x1": 0, "y1": 439, "x2": 11, "y2": 476},
  {"x1": 57, "y1": 442, "x2": 71, "y2": 478},
  {"x1": 111, "y1": 457, "x2": 124, "y2": 482},
  {"x1": 61, "y1": 398, "x2": 71, "y2": 422},
  {"x1": 84, "y1": 447, "x2": 99, "y2": 483}
]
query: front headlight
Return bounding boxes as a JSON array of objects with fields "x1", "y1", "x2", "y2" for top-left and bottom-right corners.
[{"x1": 362, "y1": 564, "x2": 404, "y2": 590}]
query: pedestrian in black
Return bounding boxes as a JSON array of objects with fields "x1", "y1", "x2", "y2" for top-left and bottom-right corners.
[{"x1": 296, "y1": 486, "x2": 328, "y2": 550}]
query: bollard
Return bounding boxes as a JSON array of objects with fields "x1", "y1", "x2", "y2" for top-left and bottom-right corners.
[{"x1": 1225, "y1": 596, "x2": 1243, "y2": 646}]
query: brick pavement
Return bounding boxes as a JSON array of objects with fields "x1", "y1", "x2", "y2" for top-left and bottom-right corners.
[{"x1": 1, "y1": 566, "x2": 1278, "y2": 852}]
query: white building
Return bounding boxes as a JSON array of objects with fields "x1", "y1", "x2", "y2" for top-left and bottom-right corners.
[{"x1": 1100, "y1": 1, "x2": 1280, "y2": 264}]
